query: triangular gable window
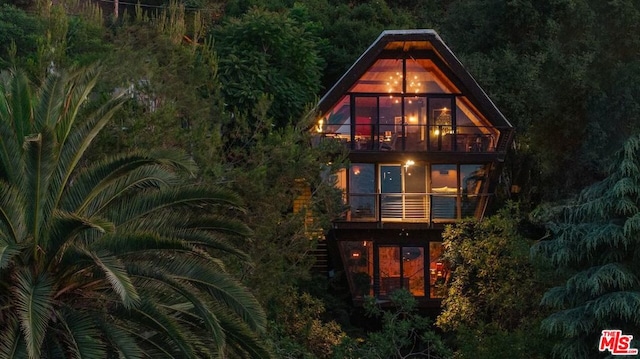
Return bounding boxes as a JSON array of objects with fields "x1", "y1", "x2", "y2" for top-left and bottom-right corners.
[{"x1": 348, "y1": 58, "x2": 456, "y2": 94}]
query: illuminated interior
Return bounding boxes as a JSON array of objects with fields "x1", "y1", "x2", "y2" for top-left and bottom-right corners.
[
  {"x1": 317, "y1": 57, "x2": 498, "y2": 152},
  {"x1": 340, "y1": 241, "x2": 449, "y2": 299},
  {"x1": 339, "y1": 163, "x2": 489, "y2": 222},
  {"x1": 317, "y1": 31, "x2": 513, "y2": 306}
]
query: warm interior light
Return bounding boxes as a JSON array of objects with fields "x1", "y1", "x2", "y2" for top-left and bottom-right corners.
[
  {"x1": 316, "y1": 119, "x2": 324, "y2": 133},
  {"x1": 409, "y1": 116, "x2": 417, "y2": 123},
  {"x1": 352, "y1": 166, "x2": 360, "y2": 176},
  {"x1": 434, "y1": 106, "x2": 452, "y2": 135},
  {"x1": 404, "y1": 160, "x2": 415, "y2": 169}
]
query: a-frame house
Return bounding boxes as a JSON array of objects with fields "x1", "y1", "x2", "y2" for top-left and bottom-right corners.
[{"x1": 313, "y1": 29, "x2": 514, "y2": 307}]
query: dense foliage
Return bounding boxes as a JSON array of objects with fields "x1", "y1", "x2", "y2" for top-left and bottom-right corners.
[
  {"x1": 0, "y1": 68, "x2": 268, "y2": 358},
  {"x1": 533, "y1": 135, "x2": 640, "y2": 358},
  {"x1": 1, "y1": 0, "x2": 640, "y2": 357},
  {"x1": 437, "y1": 204, "x2": 555, "y2": 358}
]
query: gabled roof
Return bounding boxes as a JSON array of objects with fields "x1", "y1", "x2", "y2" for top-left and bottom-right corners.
[{"x1": 317, "y1": 29, "x2": 513, "y2": 130}]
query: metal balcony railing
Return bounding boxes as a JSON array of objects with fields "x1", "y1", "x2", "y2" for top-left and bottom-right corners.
[
  {"x1": 345, "y1": 192, "x2": 491, "y2": 222},
  {"x1": 316, "y1": 125, "x2": 507, "y2": 153}
]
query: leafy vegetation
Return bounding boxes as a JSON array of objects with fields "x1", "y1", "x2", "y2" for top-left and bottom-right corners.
[
  {"x1": 1, "y1": 0, "x2": 639, "y2": 357},
  {"x1": 437, "y1": 204, "x2": 556, "y2": 358},
  {"x1": 334, "y1": 290, "x2": 451, "y2": 359},
  {"x1": 0, "y1": 67, "x2": 268, "y2": 358},
  {"x1": 532, "y1": 135, "x2": 640, "y2": 358}
]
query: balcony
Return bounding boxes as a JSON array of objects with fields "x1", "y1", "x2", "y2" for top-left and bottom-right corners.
[
  {"x1": 342, "y1": 192, "x2": 491, "y2": 223},
  {"x1": 318, "y1": 125, "x2": 499, "y2": 153}
]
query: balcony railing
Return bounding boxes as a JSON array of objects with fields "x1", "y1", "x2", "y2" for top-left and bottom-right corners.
[
  {"x1": 344, "y1": 192, "x2": 491, "y2": 222},
  {"x1": 317, "y1": 125, "x2": 501, "y2": 153}
]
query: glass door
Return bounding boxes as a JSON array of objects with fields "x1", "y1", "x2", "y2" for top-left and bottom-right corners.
[
  {"x1": 380, "y1": 165, "x2": 402, "y2": 219},
  {"x1": 353, "y1": 97, "x2": 377, "y2": 150},
  {"x1": 377, "y1": 246, "x2": 426, "y2": 297},
  {"x1": 404, "y1": 164, "x2": 427, "y2": 219},
  {"x1": 428, "y1": 97, "x2": 455, "y2": 151}
]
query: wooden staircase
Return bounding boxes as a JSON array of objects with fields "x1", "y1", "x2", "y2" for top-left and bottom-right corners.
[{"x1": 311, "y1": 240, "x2": 329, "y2": 275}]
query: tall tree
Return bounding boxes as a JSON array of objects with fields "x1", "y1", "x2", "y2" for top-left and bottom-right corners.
[
  {"x1": 0, "y1": 67, "x2": 270, "y2": 358},
  {"x1": 437, "y1": 204, "x2": 555, "y2": 358},
  {"x1": 533, "y1": 135, "x2": 640, "y2": 359},
  {"x1": 213, "y1": 7, "x2": 324, "y2": 127}
]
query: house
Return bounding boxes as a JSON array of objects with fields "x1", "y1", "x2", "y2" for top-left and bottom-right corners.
[{"x1": 313, "y1": 30, "x2": 514, "y2": 307}]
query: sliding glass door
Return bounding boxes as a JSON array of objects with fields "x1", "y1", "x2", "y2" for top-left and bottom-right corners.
[
  {"x1": 377, "y1": 246, "x2": 426, "y2": 297},
  {"x1": 379, "y1": 164, "x2": 427, "y2": 220}
]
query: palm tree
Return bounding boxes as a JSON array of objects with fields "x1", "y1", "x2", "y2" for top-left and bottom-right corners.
[{"x1": 0, "y1": 67, "x2": 270, "y2": 359}]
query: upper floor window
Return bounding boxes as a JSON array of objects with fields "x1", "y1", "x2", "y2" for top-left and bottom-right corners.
[
  {"x1": 337, "y1": 163, "x2": 489, "y2": 222},
  {"x1": 316, "y1": 57, "x2": 498, "y2": 152},
  {"x1": 349, "y1": 58, "x2": 454, "y2": 94}
]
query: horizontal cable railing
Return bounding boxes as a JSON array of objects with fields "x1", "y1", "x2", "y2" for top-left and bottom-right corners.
[{"x1": 344, "y1": 193, "x2": 490, "y2": 222}]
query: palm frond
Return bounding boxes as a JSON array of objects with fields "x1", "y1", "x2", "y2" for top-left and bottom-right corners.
[
  {"x1": 95, "y1": 320, "x2": 144, "y2": 359},
  {"x1": 56, "y1": 309, "x2": 107, "y2": 359},
  {"x1": 63, "y1": 152, "x2": 176, "y2": 212},
  {"x1": 129, "y1": 299, "x2": 198, "y2": 358},
  {"x1": 83, "y1": 248, "x2": 140, "y2": 309},
  {"x1": 128, "y1": 264, "x2": 225, "y2": 351},
  {"x1": 53, "y1": 66, "x2": 101, "y2": 145},
  {"x1": 0, "y1": 180, "x2": 27, "y2": 243},
  {"x1": 34, "y1": 70, "x2": 66, "y2": 134},
  {"x1": 78, "y1": 166, "x2": 181, "y2": 217},
  {"x1": 0, "y1": 318, "x2": 28, "y2": 359},
  {"x1": 13, "y1": 270, "x2": 54, "y2": 359},
  {"x1": 8, "y1": 69, "x2": 32, "y2": 144},
  {"x1": 0, "y1": 102, "x2": 24, "y2": 183},
  {"x1": 48, "y1": 91, "x2": 125, "y2": 214},
  {"x1": 176, "y1": 229, "x2": 250, "y2": 261},
  {"x1": 180, "y1": 215, "x2": 253, "y2": 237},
  {"x1": 45, "y1": 210, "x2": 114, "y2": 267},
  {"x1": 91, "y1": 232, "x2": 194, "y2": 256},
  {"x1": 0, "y1": 241, "x2": 21, "y2": 269},
  {"x1": 24, "y1": 128, "x2": 56, "y2": 252},
  {"x1": 215, "y1": 307, "x2": 273, "y2": 359},
  {"x1": 111, "y1": 187, "x2": 244, "y2": 227},
  {"x1": 160, "y1": 257, "x2": 266, "y2": 332}
]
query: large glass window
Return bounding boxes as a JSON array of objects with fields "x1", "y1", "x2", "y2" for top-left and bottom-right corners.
[
  {"x1": 378, "y1": 246, "x2": 402, "y2": 297},
  {"x1": 460, "y1": 164, "x2": 487, "y2": 217},
  {"x1": 428, "y1": 97, "x2": 455, "y2": 151},
  {"x1": 316, "y1": 56, "x2": 498, "y2": 153},
  {"x1": 430, "y1": 164, "x2": 457, "y2": 220},
  {"x1": 429, "y1": 242, "x2": 449, "y2": 298},
  {"x1": 378, "y1": 246, "x2": 425, "y2": 298},
  {"x1": 404, "y1": 97, "x2": 427, "y2": 151},
  {"x1": 320, "y1": 95, "x2": 350, "y2": 140},
  {"x1": 403, "y1": 246, "x2": 425, "y2": 297},
  {"x1": 378, "y1": 97, "x2": 402, "y2": 150},
  {"x1": 341, "y1": 163, "x2": 488, "y2": 222},
  {"x1": 380, "y1": 165, "x2": 402, "y2": 219},
  {"x1": 405, "y1": 58, "x2": 454, "y2": 94},
  {"x1": 349, "y1": 164, "x2": 375, "y2": 219},
  {"x1": 379, "y1": 164, "x2": 427, "y2": 220},
  {"x1": 350, "y1": 59, "x2": 403, "y2": 94},
  {"x1": 340, "y1": 241, "x2": 373, "y2": 298},
  {"x1": 340, "y1": 241, "x2": 448, "y2": 300},
  {"x1": 354, "y1": 97, "x2": 376, "y2": 150}
]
